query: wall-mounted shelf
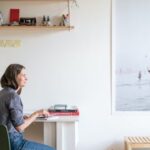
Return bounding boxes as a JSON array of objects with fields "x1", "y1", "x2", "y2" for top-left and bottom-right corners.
[
  {"x1": 0, "y1": 25, "x2": 74, "y2": 30},
  {"x1": 0, "y1": 0, "x2": 75, "y2": 31}
]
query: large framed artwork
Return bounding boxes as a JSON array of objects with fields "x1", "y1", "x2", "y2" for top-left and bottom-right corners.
[{"x1": 112, "y1": 0, "x2": 150, "y2": 113}]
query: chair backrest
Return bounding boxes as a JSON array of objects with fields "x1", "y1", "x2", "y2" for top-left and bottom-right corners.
[{"x1": 0, "y1": 124, "x2": 11, "y2": 150}]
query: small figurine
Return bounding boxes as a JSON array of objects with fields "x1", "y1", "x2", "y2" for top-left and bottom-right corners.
[
  {"x1": 0, "y1": 11, "x2": 4, "y2": 26},
  {"x1": 59, "y1": 14, "x2": 70, "y2": 26},
  {"x1": 64, "y1": 14, "x2": 69, "y2": 26},
  {"x1": 47, "y1": 16, "x2": 52, "y2": 26}
]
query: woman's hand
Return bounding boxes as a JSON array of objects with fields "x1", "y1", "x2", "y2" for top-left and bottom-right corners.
[
  {"x1": 23, "y1": 115, "x2": 30, "y2": 120},
  {"x1": 35, "y1": 109, "x2": 50, "y2": 118}
]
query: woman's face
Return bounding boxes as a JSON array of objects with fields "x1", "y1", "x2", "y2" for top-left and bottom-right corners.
[{"x1": 16, "y1": 68, "x2": 27, "y2": 88}]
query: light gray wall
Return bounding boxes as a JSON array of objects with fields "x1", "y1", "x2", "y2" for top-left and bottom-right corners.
[{"x1": 1, "y1": 0, "x2": 150, "y2": 150}]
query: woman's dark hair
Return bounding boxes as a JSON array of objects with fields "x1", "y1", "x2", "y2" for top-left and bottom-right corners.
[{"x1": 0, "y1": 64, "x2": 25, "y2": 93}]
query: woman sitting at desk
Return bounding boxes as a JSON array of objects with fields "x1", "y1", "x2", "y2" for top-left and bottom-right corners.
[{"x1": 0, "y1": 64, "x2": 55, "y2": 150}]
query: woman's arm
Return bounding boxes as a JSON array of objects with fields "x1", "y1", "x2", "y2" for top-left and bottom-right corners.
[
  {"x1": 16, "y1": 109, "x2": 49, "y2": 132},
  {"x1": 8, "y1": 93, "x2": 50, "y2": 132}
]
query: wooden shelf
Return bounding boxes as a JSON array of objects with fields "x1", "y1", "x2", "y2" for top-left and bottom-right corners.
[
  {"x1": 0, "y1": 25, "x2": 74, "y2": 30},
  {"x1": 0, "y1": 0, "x2": 69, "y2": 1},
  {"x1": 0, "y1": 0, "x2": 75, "y2": 31}
]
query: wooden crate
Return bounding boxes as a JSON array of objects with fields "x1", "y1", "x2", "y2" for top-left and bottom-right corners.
[{"x1": 125, "y1": 137, "x2": 150, "y2": 150}]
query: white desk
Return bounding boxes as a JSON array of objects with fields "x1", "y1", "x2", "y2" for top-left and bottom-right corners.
[{"x1": 24, "y1": 116, "x2": 79, "y2": 150}]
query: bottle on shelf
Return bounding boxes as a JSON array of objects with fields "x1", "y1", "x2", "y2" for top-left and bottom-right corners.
[
  {"x1": 42, "y1": 15, "x2": 47, "y2": 26},
  {"x1": 47, "y1": 16, "x2": 52, "y2": 26}
]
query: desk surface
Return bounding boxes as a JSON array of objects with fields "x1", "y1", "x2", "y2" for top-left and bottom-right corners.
[
  {"x1": 24, "y1": 112, "x2": 79, "y2": 122},
  {"x1": 35, "y1": 116, "x2": 79, "y2": 122}
]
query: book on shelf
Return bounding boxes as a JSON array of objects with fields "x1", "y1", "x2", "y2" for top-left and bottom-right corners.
[{"x1": 10, "y1": 9, "x2": 19, "y2": 23}]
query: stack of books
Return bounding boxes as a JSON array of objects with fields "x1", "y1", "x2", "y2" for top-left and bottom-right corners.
[{"x1": 48, "y1": 104, "x2": 79, "y2": 116}]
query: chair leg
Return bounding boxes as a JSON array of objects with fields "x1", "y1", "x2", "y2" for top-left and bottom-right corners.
[{"x1": 124, "y1": 142, "x2": 127, "y2": 150}]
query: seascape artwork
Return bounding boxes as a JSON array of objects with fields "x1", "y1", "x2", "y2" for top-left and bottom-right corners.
[
  {"x1": 113, "y1": 0, "x2": 150, "y2": 111},
  {"x1": 116, "y1": 66, "x2": 150, "y2": 111}
]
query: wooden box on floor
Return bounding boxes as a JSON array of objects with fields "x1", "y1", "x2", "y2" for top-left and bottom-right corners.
[{"x1": 125, "y1": 136, "x2": 150, "y2": 150}]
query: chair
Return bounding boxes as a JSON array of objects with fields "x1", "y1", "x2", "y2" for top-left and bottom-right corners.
[{"x1": 0, "y1": 124, "x2": 11, "y2": 150}]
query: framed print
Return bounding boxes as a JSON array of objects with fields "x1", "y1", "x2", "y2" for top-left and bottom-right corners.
[{"x1": 112, "y1": 0, "x2": 150, "y2": 113}]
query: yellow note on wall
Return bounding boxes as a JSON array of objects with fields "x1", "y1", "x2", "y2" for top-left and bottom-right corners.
[{"x1": 0, "y1": 40, "x2": 21, "y2": 48}]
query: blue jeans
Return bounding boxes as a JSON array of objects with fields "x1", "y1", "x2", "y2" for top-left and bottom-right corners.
[
  {"x1": 9, "y1": 132, "x2": 55, "y2": 150},
  {"x1": 21, "y1": 139, "x2": 55, "y2": 150}
]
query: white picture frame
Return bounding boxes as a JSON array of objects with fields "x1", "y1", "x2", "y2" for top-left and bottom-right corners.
[{"x1": 111, "y1": 0, "x2": 150, "y2": 115}]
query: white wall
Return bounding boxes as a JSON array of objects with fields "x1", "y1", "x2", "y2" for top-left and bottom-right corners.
[{"x1": 0, "y1": 0, "x2": 150, "y2": 150}]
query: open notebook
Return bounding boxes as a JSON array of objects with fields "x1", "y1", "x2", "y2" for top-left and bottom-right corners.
[{"x1": 36, "y1": 115, "x2": 58, "y2": 120}]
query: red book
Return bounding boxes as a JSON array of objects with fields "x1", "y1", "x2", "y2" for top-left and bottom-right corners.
[
  {"x1": 10, "y1": 9, "x2": 20, "y2": 23},
  {"x1": 49, "y1": 111, "x2": 79, "y2": 116}
]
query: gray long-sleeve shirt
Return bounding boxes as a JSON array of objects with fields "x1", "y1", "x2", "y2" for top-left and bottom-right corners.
[{"x1": 0, "y1": 87, "x2": 24, "y2": 134}]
